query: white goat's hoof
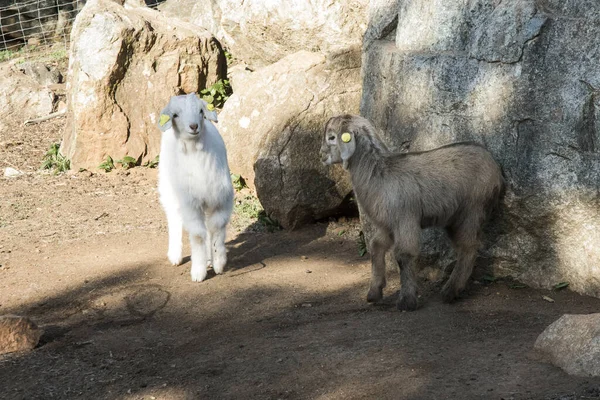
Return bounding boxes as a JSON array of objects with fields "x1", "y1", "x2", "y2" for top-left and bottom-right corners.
[
  {"x1": 167, "y1": 252, "x2": 182, "y2": 266},
  {"x1": 191, "y1": 265, "x2": 207, "y2": 282},
  {"x1": 213, "y1": 260, "x2": 225, "y2": 275},
  {"x1": 213, "y1": 255, "x2": 227, "y2": 274}
]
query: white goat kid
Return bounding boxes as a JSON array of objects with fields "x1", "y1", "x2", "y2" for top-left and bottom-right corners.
[{"x1": 157, "y1": 93, "x2": 234, "y2": 282}]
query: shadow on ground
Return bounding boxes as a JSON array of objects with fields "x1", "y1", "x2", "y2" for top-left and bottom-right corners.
[{"x1": 1, "y1": 225, "x2": 600, "y2": 400}]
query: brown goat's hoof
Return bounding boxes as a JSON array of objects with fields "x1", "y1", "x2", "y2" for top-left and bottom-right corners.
[
  {"x1": 366, "y1": 287, "x2": 383, "y2": 303},
  {"x1": 441, "y1": 285, "x2": 460, "y2": 303},
  {"x1": 397, "y1": 294, "x2": 418, "y2": 311}
]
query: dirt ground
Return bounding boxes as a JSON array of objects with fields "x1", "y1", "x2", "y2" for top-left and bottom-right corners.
[{"x1": 2, "y1": 119, "x2": 600, "y2": 400}]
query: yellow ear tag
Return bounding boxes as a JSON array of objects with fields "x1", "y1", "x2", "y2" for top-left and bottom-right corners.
[
  {"x1": 341, "y1": 132, "x2": 352, "y2": 143},
  {"x1": 159, "y1": 114, "x2": 170, "y2": 126},
  {"x1": 207, "y1": 103, "x2": 215, "y2": 111}
]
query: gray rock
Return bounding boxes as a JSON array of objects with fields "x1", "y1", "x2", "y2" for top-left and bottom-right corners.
[
  {"x1": 534, "y1": 314, "x2": 600, "y2": 377},
  {"x1": 158, "y1": 0, "x2": 369, "y2": 68},
  {"x1": 0, "y1": 65, "x2": 56, "y2": 121},
  {"x1": 19, "y1": 62, "x2": 62, "y2": 87},
  {"x1": 219, "y1": 49, "x2": 361, "y2": 229},
  {"x1": 360, "y1": 0, "x2": 600, "y2": 296}
]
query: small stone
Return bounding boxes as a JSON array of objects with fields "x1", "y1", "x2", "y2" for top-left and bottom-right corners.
[
  {"x1": 300, "y1": 256, "x2": 308, "y2": 261},
  {"x1": 4, "y1": 167, "x2": 23, "y2": 178},
  {"x1": 542, "y1": 295, "x2": 555, "y2": 303},
  {"x1": 301, "y1": 303, "x2": 312, "y2": 308},
  {"x1": 0, "y1": 315, "x2": 43, "y2": 355}
]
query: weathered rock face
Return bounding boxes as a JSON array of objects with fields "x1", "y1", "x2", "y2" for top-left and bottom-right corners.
[
  {"x1": 0, "y1": 315, "x2": 42, "y2": 355},
  {"x1": 159, "y1": 0, "x2": 369, "y2": 68},
  {"x1": 534, "y1": 314, "x2": 600, "y2": 377},
  {"x1": 361, "y1": 0, "x2": 600, "y2": 296},
  {"x1": 219, "y1": 49, "x2": 361, "y2": 229},
  {"x1": 0, "y1": 63, "x2": 59, "y2": 122},
  {"x1": 61, "y1": 0, "x2": 226, "y2": 170}
]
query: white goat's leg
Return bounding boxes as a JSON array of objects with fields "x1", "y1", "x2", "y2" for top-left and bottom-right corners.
[
  {"x1": 205, "y1": 230, "x2": 213, "y2": 268},
  {"x1": 206, "y1": 210, "x2": 229, "y2": 275},
  {"x1": 182, "y1": 207, "x2": 209, "y2": 282},
  {"x1": 211, "y1": 228, "x2": 227, "y2": 275},
  {"x1": 189, "y1": 232, "x2": 208, "y2": 282},
  {"x1": 159, "y1": 183, "x2": 183, "y2": 266},
  {"x1": 166, "y1": 209, "x2": 183, "y2": 266}
]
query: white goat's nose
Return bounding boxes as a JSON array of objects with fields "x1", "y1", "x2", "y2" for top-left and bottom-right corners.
[{"x1": 189, "y1": 123, "x2": 198, "y2": 131}]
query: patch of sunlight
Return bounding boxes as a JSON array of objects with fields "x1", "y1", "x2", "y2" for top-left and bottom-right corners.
[
  {"x1": 117, "y1": 387, "x2": 190, "y2": 400},
  {"x1": 396, "y1": 0, "x2": 467, "y2": 52},
  {"x1": 552, "y1": 196, "x2": 600, "y2": 293},
  {"x1": 468, "y1": 67, "x2": 515, "y2": 125}
]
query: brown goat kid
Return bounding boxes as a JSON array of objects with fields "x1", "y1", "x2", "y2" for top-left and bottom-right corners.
[{"x1": 320, "y1": 115, "x2": 505, "y2": 310}]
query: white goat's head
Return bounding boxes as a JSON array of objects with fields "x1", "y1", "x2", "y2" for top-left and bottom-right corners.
[{"x1": 158, "y1": 93, "x2": 218, "y2": 139}]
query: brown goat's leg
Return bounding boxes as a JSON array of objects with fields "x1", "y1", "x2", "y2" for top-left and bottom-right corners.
[
  {"x1": 366, "y1": 231, "x2": 392, "y2": 303},
  {"x1": 394, "y1": 226, "x2": 420, "y2": 311},
  {"x1": 396, "y1": 252, "x2": 419, "y2": 311},
  {"x1": 443, "y1": 213, "x2": 485, "y2": 302},
  {"x1": 441, "y1": 244, "x2": 478, "y2": 303}
]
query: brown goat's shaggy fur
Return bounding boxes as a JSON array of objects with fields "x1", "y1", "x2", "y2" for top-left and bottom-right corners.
[{"x1": 320, "y1": 115, "x2": 505, "y2": 310}]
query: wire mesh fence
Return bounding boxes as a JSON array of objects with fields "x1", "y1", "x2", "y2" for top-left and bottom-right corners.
[{"x1": 0, "y1": 0, "x2": 165, "y2": 61}]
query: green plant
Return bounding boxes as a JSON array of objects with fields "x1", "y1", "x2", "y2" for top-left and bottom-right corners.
[
  {"x1": 0, "y1": 49, "x2": 16, "y2": 62},
  {"x1": 143, "y1": 155, "x2": 159, "y2": 168},
  {"x1": 231, "y1": 173, "x2": 247, "y2": 191},
  {"x1": 200, "y1": 79, "x2": 232, "y2": 109},
  {"x1": 357, "y1": 231, "x2": 367, "y2": 257},
  {"x1": 117, "y1": 155, "x2": 137, "y2": 169},
  {"x1": 41, "y1": 142, "x2": 70, "y2": 174},
  {"x1": 98, "y1": 156, "x2": 115, "y2": 172},
  {"x1": 233, "y1": 194, "x2": 281, "y2": 232},
  {"x1": 553, "y1": 281, "x2": 569, "y2": 290},
  {"x1": 257, "y1": 211, "x2": 280, "y2": 233}
]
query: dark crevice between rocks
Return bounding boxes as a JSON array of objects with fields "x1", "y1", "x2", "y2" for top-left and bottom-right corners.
[{"x1": 577, "y1": 80, "x2": 599, "y2": 153}]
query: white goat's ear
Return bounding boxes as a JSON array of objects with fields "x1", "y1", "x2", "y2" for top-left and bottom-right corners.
[
  {"x1": 158, "y1": 99, "x2": 175, "y2": 132},
  {"x1": 339, "y1": 131, "x2": 356, "y2": 169},
  {"x1": 199, "y1": 99, "x2": 218, "y2": 122}
]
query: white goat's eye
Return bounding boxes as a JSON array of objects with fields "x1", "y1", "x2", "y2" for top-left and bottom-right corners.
[
  {"x1": 172, "y1": 113, "x2": 178, "y2": 118},
  {"x1": 328, "y1": 135, "x2": 336, "y2": 141}
]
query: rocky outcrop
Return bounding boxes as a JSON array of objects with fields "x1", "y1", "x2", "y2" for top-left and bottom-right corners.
[
  {"x1": 0, "y1": 315, "x2": 42, "y2": 355},
  {"x1": 219, "y1": 49, "x2": 361, "y2": 229},
  {"x1": 158, "y1": 0, "x2": 369, "y2": 69},
  {"x1": 61, "y1": 0, "x2": 226, "y2": 170},
  {"x1": 360, "y1": 0, "x2": 600, "y2": 296},
  {"x1": 534, "y1": 314, "x2": 600, "y2": 377}
]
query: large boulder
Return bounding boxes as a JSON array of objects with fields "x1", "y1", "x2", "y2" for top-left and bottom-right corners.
[
  {"x1": 534, "y1": 314, "x2": 600, "y2": 377},
  {"x1": 61, "y1": 0, "x2": 226, "y2": 170},
  {"x1": 219, "y1": 49, "x2": 361, "y2": 229},
  {"x1": 158, "y1": 0, "x2": 369, "y2": 68},
  {"x1": 360, "y1": 0, "x2": 600, "y2": 296}
]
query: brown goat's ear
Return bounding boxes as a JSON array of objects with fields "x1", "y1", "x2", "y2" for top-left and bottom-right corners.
[{"x1": 339, "y1": 131, "x2": 356, "y2": 169}]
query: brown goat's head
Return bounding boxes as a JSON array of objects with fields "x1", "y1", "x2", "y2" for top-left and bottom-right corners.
[{"x1": 320, "y1": 114, "x2": 358, "y2": 169}]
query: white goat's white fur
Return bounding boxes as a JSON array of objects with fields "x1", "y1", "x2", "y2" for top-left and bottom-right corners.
[{"x1": 157, "y1": 93, "x2": 234, "y2": 282}]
